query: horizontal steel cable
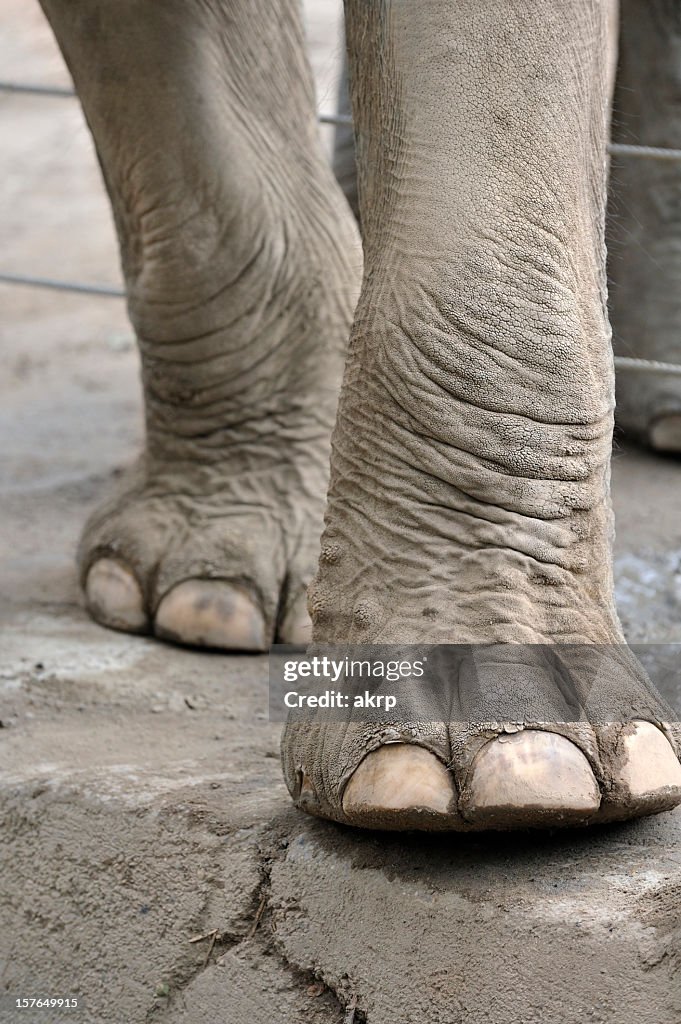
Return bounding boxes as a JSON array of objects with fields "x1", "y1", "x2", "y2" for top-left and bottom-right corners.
[
  {"x1": 0, "y1": 271, "x2": 124, "y2": 297},
  {"x1": 608, "y1": 142, "x2": 681, "y2": 160},
  {"x1": 0, "y1": 80, "x2": 76, "y2": 98},
  {"x1": 611, "y1": 356, "x2": 681, "y2": 376}
]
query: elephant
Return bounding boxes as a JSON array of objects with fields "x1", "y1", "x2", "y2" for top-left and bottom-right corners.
[{"x1": 37, "y1": 0, "x2": 681, "y2": 832}]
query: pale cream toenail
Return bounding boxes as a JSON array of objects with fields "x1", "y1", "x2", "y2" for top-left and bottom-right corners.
[
  {"x1": 278, "y1": 594, "x2": 312, "y2": 645},
  {"x1": 342, "y1": 744, "x2": 455, "y2": 817},
  {"x1": 464, "y1": 730, "x2": 601, "y2": 824},
  {"x1": 616, "y1": 721, "x2": 681, "y2": 799},
  {"x1": 154, "y1": 580, "x2": 267, "y2": 651},
  {"x1": 649, "y1": 414, "x2": 681, "y2": 453},
  {"x1": 85, "y1": 558, "x2": 147, "y2": 633}
]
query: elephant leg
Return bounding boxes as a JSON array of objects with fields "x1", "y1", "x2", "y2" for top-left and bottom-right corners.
[
  {"x1": 608, "y1": 0, "x2": 681, "y2": 451},
  {"x1": 38, "y1": 0, "x2": 361, "y2": 649},
  {"x1": 282, "y1": 0, "x2": 681, "y2": 830}
]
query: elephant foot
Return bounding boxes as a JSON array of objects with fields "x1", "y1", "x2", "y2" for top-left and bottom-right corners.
[
  {"x1": 613, "y1": 384, "x2": 681, "y2": 456},
  {"x1": 79, "y1": 451, "x2": 330, "y2": 649},
  {"x1": 76, "y1": 168, "x2": 360, "y2": 651},
  {"x1": 78, "y1": 190, "x2": 361, "y2": 652},
  {"x1": 282, "y1": 508, "x2": 681, "y2": 832},
  {"x1": 53, "y1": 0, "x2": 362, "y2": 651},
  {"x1": 281, "y1": 275, "x2": 681, "y2": 828},
  {"x1": 338, "y1": 722, "x2": 681, "y2": 831},
  {"x1": 607, "y1": 0, "x2": 681, "y2": 456},
  {"x1": 648, "y1": 412, "x2": 681, "y2": 454},
  {"x1": 284, "y1": 702, "x2": 681, "y2": 833}
]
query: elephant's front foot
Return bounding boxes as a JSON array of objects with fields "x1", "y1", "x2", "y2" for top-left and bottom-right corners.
[
  {"x1": 281, "y1": 291, "x2": 681, "y2": 829},
  {"x1": 283, "y1": 629, "x2": 681, "y2": 829},
  {"x1": 79, "y1": 449, "x2": 329, "y2": 650},
  {"x1": 345, "y1": 721, "x2": 681, "y2": 831},
  {"x1": 72, "y1": 81, "x2": 361, "y2": 650},
  {"x1": 284, "y1": 692, "x2": 681, "y2": 833},
  {"x1": 77, "y1": 200, "x2": 360, "y2": 651},
  {"x1": 78, "y1": 207, "x2": 360, "y2": 652}
]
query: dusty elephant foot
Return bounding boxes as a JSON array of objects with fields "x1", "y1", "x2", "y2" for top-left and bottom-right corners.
[
  {"x1": 43, "y1": 0, "x2": 361, "y2": 651},
  {"x1": 279, "y1": 239, "x2": 681, "y2": 830},
  {"x1": 77, "y1": 176, "x2": 360, "y2": 652},
  {"x1": 282, "y1": 633, "x2": 681, "y2": 830},
  {"x1": 77, "y1": 176, "x2": 359, "y2": 650},
  {"x1": 79, "y1": 451, "x2": 333, "y2": 651},
  {"x1": 279, "y1": 0, "x2": 681, "y2": 829},
  {"x1": 277, "y1": 293, "x2": 681, "y2": 826},
  {"x1": 284, "y1": 716, "x2": 681, "y2": 832}
]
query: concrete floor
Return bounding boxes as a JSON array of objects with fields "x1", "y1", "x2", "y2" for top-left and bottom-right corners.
[{"x1": 2, "y1": 3, "x2": 681, "y2": 1022}]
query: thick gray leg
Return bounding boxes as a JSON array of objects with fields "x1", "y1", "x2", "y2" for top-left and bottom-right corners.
[
  {"x1": 38, "y1": 0, "x2": 361, "y2": 649},
  {"x1": 282, "y1": 0, "x2": 681, "y2": 831}
]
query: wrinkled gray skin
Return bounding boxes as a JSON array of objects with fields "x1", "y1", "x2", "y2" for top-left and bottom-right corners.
[
  {"x1": 39, "y1": 0, "x2": 361, "y2": 649},
  {"x1": 39, "y1": 0, "x2": 681, "y2": 831}
]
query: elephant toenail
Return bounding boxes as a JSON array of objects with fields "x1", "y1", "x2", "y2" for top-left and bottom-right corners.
[
  {"x1": 342, "y1": 744, "x2": 456, "y2": 821},
  {"x1": 463, "y1": 730, "x2": 601, "y2": 827},
  {"x1": 85, "y1": 558, "x2": 148, "y2": 633},
  {"x1": 615, "y1": 721, "x2": 681, "y2": 802},
  {"x1": 648, "y1": 414, "x2": 681, "y2": 454},
  {"x1": 154, "y1": 580, "x2": 268, "y2": 651}
]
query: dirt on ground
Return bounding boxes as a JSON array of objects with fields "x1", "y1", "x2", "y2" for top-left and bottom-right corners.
[{"x1": 2, "y1": 3, "x2": 681, "y2": 1023}]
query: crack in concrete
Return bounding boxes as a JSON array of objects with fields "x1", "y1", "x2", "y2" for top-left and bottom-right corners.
[
  {"x1": 254, "y1": 835, "x2": 366, "y2": 1023},
  {"x1": 148, "y1": 828, "x2": 359, "y2": 1024},
  {"x1": 143, "y1": 827, "x2": 264, "y2": 1022}
]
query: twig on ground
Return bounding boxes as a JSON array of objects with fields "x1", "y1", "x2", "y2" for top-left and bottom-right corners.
[
  {"x1": 189, "y1": 929, "x2": 219, "y2": 945},
  {"x1": 188, "y1": 928, "x2": 222, "y2": 967},
  {"x1": 246, "y1": 896, "x2": 266, "y2": 939}
]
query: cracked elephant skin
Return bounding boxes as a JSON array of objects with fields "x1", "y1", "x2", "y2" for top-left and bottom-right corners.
[{"x1": 39, "y1": 0, "x2": 681, "y2": 831}]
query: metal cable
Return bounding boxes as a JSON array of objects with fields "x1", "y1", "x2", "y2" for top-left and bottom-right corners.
[
  {"x1": 318, "y1": 112, "x2": 352, "y2": 127},
  {"x1": 608, "y1": 142, "x2": 681, "y2": 161},
  {"x1": 612, "y1": 356, "x2": 681, "y2": 376},
  {"x1": 0, "y1": 80, "x2": 76, "y2": 98},
  {"x1": 0, "y1": 272, "x2": 124, "y2": 297}
]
